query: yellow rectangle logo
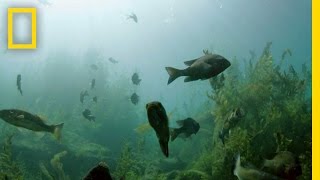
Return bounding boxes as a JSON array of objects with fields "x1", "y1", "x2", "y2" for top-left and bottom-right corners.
[{"x1": 8, "y1": 8, "x2": 37, "y2": 49}]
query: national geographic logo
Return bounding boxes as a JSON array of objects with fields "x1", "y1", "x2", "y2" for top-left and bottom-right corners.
[{"x1": 7, "y1": 8, "x2": 37, "y2": 49}]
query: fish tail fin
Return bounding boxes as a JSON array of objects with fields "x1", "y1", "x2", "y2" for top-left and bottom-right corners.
[
  {"x1": 165, "y1": 67, "x2": 183, "y2": 85},
  {"x1": 170, "y1": 128, "x2": 179, "y2": 142},
  {"x1": 233, "y1": 154, "x2": 241, "y2": 177},
  {"x1": 159, "y1": 139, "x2": 169, "y2": 157},
  {"x1": 53, "y1": 123, "x2": 64, "y2": 141}
]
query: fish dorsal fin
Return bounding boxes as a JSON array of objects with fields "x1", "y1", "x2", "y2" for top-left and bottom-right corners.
[
  {"x1": 37, "y1": 114, "x2": 47, "y2": 122},
  {"x1": 184, "y1": 59, "x2": 198, "y2": 66}
]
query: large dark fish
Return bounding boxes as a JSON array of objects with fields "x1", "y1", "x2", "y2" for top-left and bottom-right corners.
[
  {"x1": 83, "y1": 162, "x2": 113, "y2": 180},
  {"x1": 146, "y1": 101, "x2": 170, "y2": 157},
  {"x1": 219, "y1": 108, "x2": 245, "y2": 145},
  {"x1": 82, "y1": 109, "x2": 95, "y2": 122},
  {"x1": 234, "y1": 154, "x2": 283, "y2": 180},
  {"x1": 80, "y1": 90, "x2": 89, "y2": 104},
  {"x1": 130, "y1": 93, "x2": 139, "y2": 105},
  {"x1": 17, "y1": 74, "x2": 23, "y2": 95},
  {"x1": 170, "y1": 118, "x2": 200, "y2": 141},
  {"x1": 165, "y1": 54, "x2": 231, "y2": 84},
  {"x1": 127, "y1": 13, "x2": 138, "y2": 23},
  {"x1": 262, "y1": 151, "x2": 302, "y2": 180},
  {"x1": 0, "y1": 109, "x2": 64, "y2": 140},
  {"x1": 91, "y1": 79, "x2": 96, "y2": 89},
  {"x1": 131, "y1": 73, "x2": 141, "y2": 85}
]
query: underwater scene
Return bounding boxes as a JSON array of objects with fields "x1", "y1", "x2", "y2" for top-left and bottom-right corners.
[{"x1": 0, "y1": 0, "x2": 311, "y2": 179}]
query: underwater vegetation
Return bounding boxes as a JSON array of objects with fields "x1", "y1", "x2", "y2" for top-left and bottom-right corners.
[
  {"x1": 202, "y1": 42, "x2": 311, "y2": 179},
  {"x1": 0, "y1": 42, "x2": 311, "y2": 180}
]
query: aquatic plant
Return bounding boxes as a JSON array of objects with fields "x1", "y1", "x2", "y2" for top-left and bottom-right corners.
[
  {"x1": 193, "y1": 43, "x2": 311, "y2": 179},
  {"x1": 39, "y1": 151, "x2": 70, "y2": 180},
  {"x1": 0, "y1": 134, "x2": 25, "y2": 180}
]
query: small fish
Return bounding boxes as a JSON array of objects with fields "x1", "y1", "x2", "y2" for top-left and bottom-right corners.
[
  {"x1": 91, "y1": 79, "x2": 96, "y2": 89},
  {"x1": 17, "y1": 74, "x2": 23, "y2": 95},
  {"x1": 82, "y1": 109, "x2": 96, "y2": 122},
  {"x1": 80, "y1": 90, "x2": 89, "y2": 104},
  {"x1": 165, "y1": 54, "x2": 231, "y2": 85},
  {"x1": 131, "y1": 73, "x2": 141, "y2": 85},
  {"x1": 219, "y1": 108, "x2": 245, "y2": 145},
  {"x1": 0, "y1": 109, "x2": 64, "y2": 140},
  {"x1": 93, "y1": 96, "x2": 98, "y2": 103},
  {"x1": 262, "y1": 151, "x2": 302, "y2": 179},
  {"x1": 130, "y1": 93, "x2": 139, "y2": 105},
  {"x1": 170, "y1": 118, "x2": 200, "y2": 141},
  {"x1": 234, "y1": 154, "x2": 282, "y2": 180},
  {"x1": 127, "y1": 13, "x2": 138, "y2": 23},
  {"x1": 108, "y1": 57, "x2": 118, "y2": 64},
  {"x1": 90, "y1": 64, "x2": 98, "y2": 71},
  {"x1": 146, "y1": 101, "x2": 170, "y2": 157},
  {"x1": 83, "y1": 162, "x2": 113, "y2": 180}
]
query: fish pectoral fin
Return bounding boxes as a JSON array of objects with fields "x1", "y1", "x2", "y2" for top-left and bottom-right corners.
[
  {"x1": 202, "y1": 62, "x2": 212, "y2": 70},
  {"x1": 184, "y1": 76, "x2": 198, "y2": 82},
  {"x1": 184, "y1": 59, "x2": 198, "y2": 66},
  {"x1": 176, "y1": 120, "x2": 185, "y2": 126},
  {"x1": 34, "y1": 132, "x2": 46, "y2": 139}
]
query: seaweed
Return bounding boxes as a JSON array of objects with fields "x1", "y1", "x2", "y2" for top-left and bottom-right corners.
[
  {"x1": 0, "y1": 134, "x2": 24, "y2": 180},
  {"x1": 193, "y1": 42, "x2": 311, "y2": 179}
]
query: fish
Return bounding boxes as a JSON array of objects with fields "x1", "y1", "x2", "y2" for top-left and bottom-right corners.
[
  {"x1": 82, "y1": 109, "x2": 95, "y2": 122},
  {"x1": 0, "y1": 109, "x2": 64, "y2": 140},
  {"x1": 219, "y1": 108, "x2": 245, "y2": 145},
  {"x1": 130, "y1": 93, "x2": 139, "y2": 105},
  {"x1": 90, "y1": 64, "x2": 98, "y2": 71},
  {"x1": 146, "y1": 101, "x2": 170, "y2": 157},
  {"x1": 261, "y1": 151, "x2": 302, "y2": 179},
  {"x1": 93, "y1": 96, "x2": 98, "y2": 103},
  {"x1": 131, "y1": 73, "x2": 141, "y2": 85},
  {"x1": 108, "y1": 57, "x2": 118, "y2": 64},
  {"x1": 80, "y1": 90, "x2": 89, "y2": 104},
  {"x1": 127, "y1": 13, "x2": 138, "y2": 23},
  {"x1": 83, "y1": 162, "x2": 113, "y2": 180},
  {"x1": 170, "y1": 118, "x2": 200, "y2": 141},
  {"x1": 91, "y1": 79, "x2": 96, "y2": 89},
  {"x1": 234, "y1": 154, "x2": 283, "y2": 180},
  {"x1": 17, "y1": 74, "x2": 23, "y2": 95},
  {"x1": 165, "y1": 54, "x2": 231, "y2": 85},
  {"x1": 134, "y1": 109, "x2": 176, "y2": 135}
]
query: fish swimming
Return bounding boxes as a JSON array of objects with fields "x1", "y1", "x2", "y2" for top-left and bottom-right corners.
[
  {"x1": 146, "y1": 101, "x2": 170, "y2": 157},
  {"x1": 83, "y1": 162, "x2": 113, "y2": 180},
  {"x1": 130, "y1": 93, "x2": 139, "y2": 105},
  {"x1": 170, "y1": 118, "x2": 200, "y2": 141},
  {"x1": 127, "y1": 13, "x2": 138, "y2": 23},
  {"x1": 91, "y1": 79, "x2": 96, "y2": 89},
  {"x1": 82, "y1": 109, "x2": 95, "y2": 122},
  {"x1": 0, "y1": 109, "x2": 64, "y2": 140},
  {"x1": 131, "y1": 73, "x2": 141, "y2": 85},
  {"x1": 80, "y1": 90, "x2": 89, "y2": 104},
  {"x1": 17, "y1": 74, "x2": 23, "y2": 95},
  {"x1": 219, "y1": 108, "x2": 245, "y2": 145},
  {"x1": 261, "y1": 151, "x2": 302, "y2": 180},
  {"x1": 234, "y1": 154, "x2": 282, "y2": 180},
  {"x1": 93, "y1": 96, "x2": 98, "y2": 103},
  {"x1": 108, "y1": 57, "x2": 118, "y2": 64},
  {"x1": 165, "y1": 54, "x2": 231, "y2": 85}
]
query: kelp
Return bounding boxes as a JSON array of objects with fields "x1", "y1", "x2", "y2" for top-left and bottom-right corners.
[
  {"x1": 192, "y1": 42, "x2": 311, "y2": 179},
  {"x1": 0, "y1": 134, "x2": 24, "y2": 180},
  {"x1": 40, "y1": 151, "x2": 70, "y2": 180}
]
